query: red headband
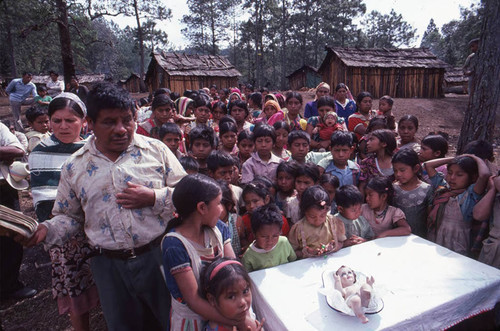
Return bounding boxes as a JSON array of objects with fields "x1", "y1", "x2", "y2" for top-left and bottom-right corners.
[{"x1": 210, "y1": 260, "x2": 243, "y2": 280}]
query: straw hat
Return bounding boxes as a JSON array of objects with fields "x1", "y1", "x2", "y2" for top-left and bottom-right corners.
[{"x1": 0, "y1": 161, "x2": 30, "y2": 190}]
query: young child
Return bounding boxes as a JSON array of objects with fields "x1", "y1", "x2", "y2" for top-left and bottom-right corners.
[
  {"x1": 397, "y1": 115, "x2": 420, "y2": 152},
  {"x1": 357, "y1": 116, "x2": 390, "y2": 161},
  {"x1": 272, "y1": 121, "x2": 291, "y2": 161},
  {"x1": 348, "y1": 91, "x2": 376, "y2": 140},
  {"x1": 419, "y1": 134, "x2": 449, "y2": 183},
  {"x1": 319, "y1": 173, "x2": 340, "y2": 214},
  {"x1": 306, "y1": 96, "x2": 339, "y2": 151},
  {"x1": 275, "y1": 161, "x2": 299, "y2": 215},
  {"x1": 189, "y1": 125, "x2": 217, "y2": 175},
  {"x1": 207, "y1": 150, "x2": 243, "y2": 214},
  {"x1": 288, "y1": 130, "x2": 310, "y2": 164},
  {"x1": 319, "y1": 131, "x2": 360, "y2": 187},
  {"x1": 137, "y1": 94, "x2": 174, "y2": 139},
  {"x1": 376, "y1": 95, "x2": 396, "y2": 131},
  {"x1": 161, "y1": 174, "x2": 238, "y2": 330},
  {"x1": 334, "y1": 83, "x2": 357, "y2": 126},
  {"x1": 241, "y1": 182, "x2": 290, "y2": 252},
  {"x1": 200, "y1": 258, "x2": 262, "y2": 331},
  {"x1": 189, "y1": 93, "x2": 213, "y2": 130},
  {"x1": 286, "y1": 162, "x2": 321, "y2": 225},
  {"x1": 241, "y1": 123, "x2": 282, "y2": 184},
  {"x1": 211, "y1": 101, "x2": 227, "y2": 132},
  {"x1": 316, "y1": 111, "x2": 343, "y2": 142},
  {"x1": 229, "y1": 100, "x2": 253, "y2": 133},
  {"x1": 179, "y1": 155, "x2": 199, "y2": 174},
  {"x1": 159, "y1": 122, "x2": 185, "y2": 159},
  {"x1": 361, "y1": 176, "x2": 412, "y2": 238},
  {"x1": 288, "y1": 185, "x2": 346, "y2": 258},
  {"x1": 335, "y1": 185, "x2": 374, "y2": 247},
  {"x1": 463, "y1": 139, "x2": 497, "y2": 175},
  {"x1": 34, "y1": 86, "x2": 52, "y2": 109},
  {"x1": 247, "y1": 92, "x2": 263, "y2": 119},
  {"x1": 392, "y1": 149, "x2": 433, "y2": 238},
  {"x1": 424, "y1": 154, "x2": 489, "y2": 255},
  {"x1": 268, "y1": 92, "x2": 307, "y2": 131},
  {"x1": 358, "y1": 129, "x2": 397, "y2": 196},
  {"x1": 334, "y1": 266, "x2": 375, "y2": 323},
  {"x1": 242, "y1": 204, "x2": 297, "y2": 272},
  {"x1": 25, "y1": 106, "x2": 51, "y2": 153},
  {"x1": 237, "y1": 130, "x2": 254, "y2": 165},
  {"x1": 218, "y1": 180, "x2": 244, "y2": 256},
  {"x1": 475, "y1": 175, "x2": 500, "y2": 268},
  {"x1": 219, "y1": 121, "x2": 239, "y2": 156},
  {"x1": 260, "y1": 100, "x2": 281, "y2": 123}
]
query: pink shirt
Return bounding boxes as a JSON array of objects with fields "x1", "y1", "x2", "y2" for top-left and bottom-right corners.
[{"x1": 241, "y1": 152, "x2": 282, "y2": 184}]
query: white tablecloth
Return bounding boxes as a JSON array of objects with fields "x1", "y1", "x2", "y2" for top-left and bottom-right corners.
[{"x1": 249, "y1": 235, "x2": 500, "y2": 330}]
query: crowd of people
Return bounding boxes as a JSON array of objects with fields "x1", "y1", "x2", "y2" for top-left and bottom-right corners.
[{"x1": 0, "y1": 77, "x2": 499, "y2": 331}]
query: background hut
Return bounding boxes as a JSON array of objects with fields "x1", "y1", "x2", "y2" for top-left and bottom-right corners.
[
  {"x1": 286, "y1": 65, "x2": 322, "y2": 90},
  {"x1": 123, "y1": 73, "x2": 146, "y2": 93},
  {"x1": 444, "y1": 67, "x2": 467, "y2": 94},
  {"x1": 31, "y1": 73, "x2": 108, "y2": 89},
  {"x1": 318, "y1": 47, "x2": 448, "y2": 98},
  {"x1": 145, "y1": 52, "x2": 241, "y2": 93}
]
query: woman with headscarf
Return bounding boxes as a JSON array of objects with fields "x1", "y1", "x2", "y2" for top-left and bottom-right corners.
[{"x1": 304, "y1": 82, "x2": 330, "y2": 118}]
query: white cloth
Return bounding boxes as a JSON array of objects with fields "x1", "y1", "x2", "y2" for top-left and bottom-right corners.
[{"x1": 250, "y1": 235, "x2": 500, "y2": 330}]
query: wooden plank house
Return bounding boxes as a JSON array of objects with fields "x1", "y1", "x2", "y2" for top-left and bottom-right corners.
[
  {"x1": 286, "y1": 65, "x2": 322, "y2": 90},
  {"x1": 123, "y1": 73, "x2": 146, "y2": 93},
  {"x1": 318, "y1": 47, "x2": 448, "y2": 98},
  {"x1": 145, "y1": 52, "x2": 242, "y2": 93},
  {"x1": 443, "y1": 67, "x2": 467, "y2": 94}
]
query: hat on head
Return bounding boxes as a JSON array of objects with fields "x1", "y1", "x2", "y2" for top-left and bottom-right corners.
[{"x1": 0, "y1": 161, "x2": 30, "y2": 190}]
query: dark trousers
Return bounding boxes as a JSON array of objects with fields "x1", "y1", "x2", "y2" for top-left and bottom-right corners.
[
  {"x1": 91, "y1": 247, "x2": 171, "y2": 331},
  {"x1": 0, "y1": 182, "x2": 24, "y2": 298}
]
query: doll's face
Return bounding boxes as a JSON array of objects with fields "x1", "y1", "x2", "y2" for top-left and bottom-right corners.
[{"x1": 337, "y1": 266, "x2": 356, "y2": 287}]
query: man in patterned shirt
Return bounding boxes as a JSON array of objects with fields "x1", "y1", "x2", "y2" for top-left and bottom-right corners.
[{"x1": 28, "y1": 83, "x2": 186, "y2": 331}]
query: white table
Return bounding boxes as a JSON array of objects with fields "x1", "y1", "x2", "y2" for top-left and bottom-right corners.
[{"x1": 249, "y1": 235, "x2": 500, "y2": 330}]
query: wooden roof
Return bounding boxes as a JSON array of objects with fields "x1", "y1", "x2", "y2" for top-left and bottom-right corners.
[
  {"x1": 150, "y1": 52, "x2": 241, "y2": 77},
  {"x1": 319, "y1": 47, "x2": 448, "y2": 72},
  {"x1": 286, "y1": 65, "x2": 319, "y2": 78}
]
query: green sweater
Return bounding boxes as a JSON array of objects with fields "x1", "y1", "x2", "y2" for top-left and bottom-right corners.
[{"x1": 242, "y1": 236, "x2": 297, "y2": 272}]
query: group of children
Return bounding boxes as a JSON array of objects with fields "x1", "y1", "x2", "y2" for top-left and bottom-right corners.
[{"x1": 12, "y1": 82, "x2": 499, "y2": 330}]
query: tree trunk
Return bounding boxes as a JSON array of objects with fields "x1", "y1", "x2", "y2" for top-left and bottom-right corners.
[
  {"x1": 134, "y1": 0, "x2": 145, "y2": 80},
  {"x1": 55, "y1": 0, "x2": 75, "y2": 86},
  {"x1": 3, "y1": 0, "x2": 17, "y2": 77},
  {"x1": 457, "y1": 0, "x2": 500, "y2": 153},
  {"x1": 280, "y1": 0, "x2": 287, "y2": 89}
]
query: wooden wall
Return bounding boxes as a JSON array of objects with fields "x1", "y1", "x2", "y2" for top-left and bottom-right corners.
[
  {"x1": 322, "y1": 56, "x2": 444, "y2": 98},
  {"x1": 147, "y1": 65, "x2": 239, "y2": 94},
  {"x1": 125, "y1": 77, "x2": 142, "y2": 93}
]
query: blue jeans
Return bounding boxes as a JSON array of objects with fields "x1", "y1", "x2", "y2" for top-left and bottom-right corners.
[{"x1": 91, "y1": 247, "x2": 171, "y2": 331}]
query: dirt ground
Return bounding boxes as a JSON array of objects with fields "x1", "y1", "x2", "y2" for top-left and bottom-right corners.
[{"x1": 0, "y1": 93, "x2": 499, "y2": 330}]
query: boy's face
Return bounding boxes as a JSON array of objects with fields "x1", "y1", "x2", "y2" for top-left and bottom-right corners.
[
  {"x1": 238, "y1": 139, "x2": 254, "y2": 159},
  {"x1": 289, "y1": 138, "x2": 309, "y2": 162},
  {"x1": 191, "y1": 139, "x2": 212, "y2": 160},
  {"x1": 331, "y1": 144, "x2": 353, "y2": 167},
  {"x1": 254, "y1": 224, "x2": 281, "y2": 251},
  {"x1": 194, "y1": 106, "x2": 210, "y2": 123},
  {"x1": 162, "y1": 133, "x2": 181, "y2": 152},
  {"x1": 378, "y1": 100, "x2": 392, "y2": 113},
  {"x1": 221, "y1": 131, "x2": 237, "y2": 150},
  {"x1": 230, "y1": 106, "x2": 247, "y2": 123},
  {"x1": 38, "y1": 89, "x2": 47, "y2": 97},
  {"x1": 211, "y1": 165, "x2": 234, "y2": 183},
  {"x1": 31, "y1": 114, "x2": 50, "y2": 134},
  {"x1": 255, "y1": 136, "x2": 273, "y2": 157},
  {"x1": 338, "y1": 203, "x2": 362, "y2": 221},
  {"x1": 277, "y1": 171, "x2": 295, "y2": 193},
  {"x1": 295, "y1": 175, "x2": 314, "y2": 197}
]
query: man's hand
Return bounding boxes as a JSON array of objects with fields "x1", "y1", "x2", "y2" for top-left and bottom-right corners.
[
  {"x1": 116, "y1": 182, "x2": 155, "y2": 209},
  {"x1": 25, "y1": 224, "x2": 48, "y2": 247}
]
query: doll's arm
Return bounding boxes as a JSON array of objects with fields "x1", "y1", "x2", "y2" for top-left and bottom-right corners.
[
  {"x1": 423, "y1": 157, "x2": 455, "y2": 178},
  {"x1": 377, "y1": 218, "x2": 411, "y2": 238},
  {"x1": 333, "y1": 273, "x2": 346, "y2": 297},
  {"x1": 473, "y1": 176, "x2": 498, "y2": 220}
]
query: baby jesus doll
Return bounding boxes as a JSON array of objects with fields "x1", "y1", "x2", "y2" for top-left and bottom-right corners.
[{"x1": 334, "y1": 266, "x2": 375, "y2": 323}]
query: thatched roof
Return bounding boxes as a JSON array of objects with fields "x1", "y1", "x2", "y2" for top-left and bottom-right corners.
[
  {"x1": 444, "y1": 67, "x2": 468, "y2": 83},
  {"x1": 150, "y1": 52, "x2": 241, "y2": 77},
  {"x1": 319, "y1": 47, "x2": 448, "y2": 72},
  {"x1": 286, "y1": 65, "x2": 319, "y2": 78}
]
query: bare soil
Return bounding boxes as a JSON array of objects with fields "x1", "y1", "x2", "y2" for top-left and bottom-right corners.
[{"x1": 0, "y1": 93, "x2": 498, "y2": 330}]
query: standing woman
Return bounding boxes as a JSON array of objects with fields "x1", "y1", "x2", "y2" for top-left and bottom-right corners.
[
  {"x1": 304, "y1": 82, "x2": 330, "y2": 119},
  {"x1": 334, "y1": 83, "x2": 357, "y2": 127},
  {"x1": 29, "y1": 93, "x2": 98, "y2": 331}
]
